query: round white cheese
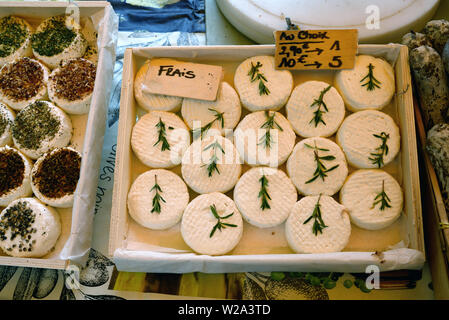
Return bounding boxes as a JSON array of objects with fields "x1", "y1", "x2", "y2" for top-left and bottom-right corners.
[
  {"x1": 134, "y1": 60, "x2": 183, "y2": 112},
  {"x1": 0, "y1": 103, "x2": 14, "y2": 147},
  {"x1": 12, "y1": 101, "x2": 72, "y2": 160},
  {"x1": 0, "y1": 197, "x2": 61, "y2": 258},
  {"x1": 335, "y1": 55, "x2": 395, "y2": 112},
  {"x1": 287, "y1": 137, "x2": 348, "y2": 196},
  {"x1": 234, "y1": 55, "x2": 293, "y2": 111},
  {"x1": 128, "y1": 169, "x2": 189, "y2": 230},
  {"x1": 131, "y1": 110, "x2": 190, "y2": 168},
  {"x1": 286, "y1": 81, "x2": 345, "y2": 138},
  {"x1": 0, "y1": 16, "x2": 33, "y2": 67},
  {"x1": 182, "y1": 81, "x2": 241, "y2": 139},
  {"x1": 181, "y1": 192, "x2": 243, "y2": 255},
  {"x1": 234, "y1": 110, "x2": 295, "y2": 167},
  {"x1": 182, "y1": 135, "x2": 241, "y2": 194},
  {"x1": 336, "y1": 110, "x2": 400, "y2": 169},
  {"x1": 0, "y1": 146, "x2": 32, "y2": 207},
  {"x1": 285, "y1": 195, "x2": 351, "y2": 254},
  {"x1": 233, "y1": 167, "x2": 297, "y2": 228},
  {"x1": 340, "y1": 169, "x2": 403, "y2": 230}
]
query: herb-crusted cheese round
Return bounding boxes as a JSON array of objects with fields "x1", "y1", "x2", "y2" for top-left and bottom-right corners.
[
  {"x1": 0, "y1": 102, "x2": 15, "y2": 147},
  {"x1": 340, "y1": 169, "x2": 403, "y2": 230},
  {"x1": 181, "y1": 135, "x2": 241, "y2": 194},
  {"x1": 234, "y1": 55, "x2": 293, "y2": 111},
  {"x1": 286, "y1": 81, "x2": 345, "y2": 138},
  {"x1": 128, "y1": 169, "x2": 189, "y2": 230},
  {"x1": 181, "y1": 192, "x2": 243, "y2": 256},
  {"x1": 287, "y1": 137, "x2": 348, "y2": 196},
  {"x1": 131, "y1": 110, "x2": 190, "y2": 168},
  {"x1": 335, "y1": 55, "x2": 395, "y2": 112},
  {"x1": 0, "y1": 16, "x2": 33, "y2": 67},
  {"x1": 285, "y1": 195, "x2": 351, "y2": 254},
  {"x1": 233, "y1": 167, "x2": 297, "y2": 228},
  {"x1": 336, "y1": 110, "x2": 400, "y2": 169}
]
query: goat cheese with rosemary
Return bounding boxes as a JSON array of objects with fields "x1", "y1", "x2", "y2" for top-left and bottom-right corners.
[
  {"x1": 233, "y1": 167, "x2": 297, "y2": 228},
  {"x1": 234, "y1": 55, "x2": 293, "y2": 111},
  {"x1": 285, "y1": 195, "x2": 351, "y2": 254},
  {"x1": 335, "y1": 55, "x2": 395, "y2": 112},
  {"x1": 287, "y1": 137, "x2": 348, "y2": 196},
  {"x1": 336, "y1": 110, "x2": 400, "y2": 169},
  {"x1": 182, "y1": 82, "x2": 241, "y2": 139},
  {"x1": 0, "y1": 16, "x2": 33, "y2": 67},
  {"x1": 0, "y1": 102, "x2": 14, "y2": 147},
  {"x1": 286, "y1": 81, "x2": 345, "y2": 138},
  {"x1": 131, "y1": 110, "x2": 190, "y2": 168},
  {"x1": 181, "y1": 192, "x2": 243, "y2": 255},
  {"x1": 128, "y1": 169, "x2": 189, "y2": 230},
  {"x1": 181, "y1": 135, "x2": 241, "y2": 194},
  {"x1": 340, "y1": 169, "x2": 403, "y2": 230}
]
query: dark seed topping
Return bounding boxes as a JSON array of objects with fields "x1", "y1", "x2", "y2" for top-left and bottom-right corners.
[
  {"x1": 0, "y1": 16, "x2": 28, "y2": 58},
  {"x1": 0, "y1": 148, "x2": 24, "y2": 196},
  {"x1": 0, "y1": 107, "x2": 11, "y2": 136},
  {"x1": 31, "y1": 16, "x2": 76, "y2": 57}
]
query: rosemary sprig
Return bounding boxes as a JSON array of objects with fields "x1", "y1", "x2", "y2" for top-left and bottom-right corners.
[
  {"x1": 372, "y1": 180, "x2": 392, "y2": 211},
  {"x1": 209, "y1": 204, "x2": 237, "y2": 238},
  {"x1": 248, "y1": 61, "x2": 270, "y2": 96},
  {"x1": 303, "y1": 194, "x2": 328, "y2": 236},
  {"x1": 258, "y1": 174, "x2": 271, "y2": 210},
  {"x1": 150, "y1": 175, "x2": 166, "y2": 214},
  {"x1": 309, "y1": 85, "x2": 332, "y2": 127},
  {"x1": 202, "y1": 140, "x2": 225, "y2": 177},
  {"x1": 153, "y1": 117, "x2": 170, "y2": 151},
  {"x1": 305, "y1": 142, "x2": 340, "y2": 184},
  {"x1": 258, "y1": 111, "x2": 284, "y2": 149},
  {"x1": 192, "y1": 108, "x2": 225, "y2": 140},
  {"x1": 368, "y1": 132, "x2": 390, "y2": 168},
  {"x1": 360, "y1": 63, "x2": 381, "y2": 91}
]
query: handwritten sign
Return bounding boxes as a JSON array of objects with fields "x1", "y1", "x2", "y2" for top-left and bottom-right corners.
[
  {"x1": 274, "y1": 29, "x2": 358, "y2": 70},
  {"x1": 143, "y1": 58, "x2": 223, "y2": 101}
]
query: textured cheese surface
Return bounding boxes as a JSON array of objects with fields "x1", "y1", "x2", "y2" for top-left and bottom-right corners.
[
  {"x1": 0, "y1": 146, "x2": 32, "y2": 207},
  {"x1": 0, "y1": 17, "x2": 33, "y2": 67},
  {"x1": 131, "y1": 110, "x2": 190, "y2": 168},
  {"x1": 287, "y1": 137, "x2": 348, "y2": 196},
  {"x1": 181, "y1": 192, "x2": 243, "y2": 255},
  {"x1": 340, "y1": 169, "x2": 403, "y2": 230},
  {"x1": 12, "y1": 101, "x2": 72, "y2": 160},
  {"x1": 285, "y1": 195, "x2": 351, "y2": 254},
  {"x1": 286, "y1": 81, "x2": 345, "y2": 138},
  {"x1": 182, "y1": 81, "x2": 241, "y2": 137},
  {"x1": 336, "y1": 110, "x2": 400, "y2": 168},
  {"x1": 134, "y1": 60, "x2": 183, "y2": 112},
  {"x1": 335, "y1": 55, "x2": 395, "y2": 112},
  {"x1": 234, "y1": 55, "x2": 293, "y2": 111},
  {"x1": 182, "y1": 135, "x2": 241, "y2": 194},
  {"x1": 128, "y1": 169, "x2": 189, "y2": 230},
  {"x1": 234, "y1": 111, "x2": 295, "y2": 167},
  {"x1": 0, "y1": 197, "x2": 61, "y2": 258},
  {"x1": 234, "y1": 167, "x2": 297, "y2": 228},
  {"x1": 0, "y1": 103, "x2": 15, "y2": 147}
]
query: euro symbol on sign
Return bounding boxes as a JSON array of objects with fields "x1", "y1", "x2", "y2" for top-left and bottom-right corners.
[{"x1": 297, "y1": 55, "x2": 307, "y2": 63}]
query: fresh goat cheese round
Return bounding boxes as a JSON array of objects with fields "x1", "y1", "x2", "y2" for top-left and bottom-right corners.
[
  {"x1": 0, "y1": 16, "x2": 33, "y2": 67},
  {"x1": 128, "y1": 169, "x2": 189, "y2": 230},
  {"x1": 233, "y1": 167, "x2": 297, "y2": 228},
  {"x1": 234, "y1": 55, "x2": 293, "y2": 111},
  {"x1": 134, "y1": 60, "x2": 183, "y2": 112},
  {"x1": 31, "y1": 15, "x2": 87, "y2": 69},
  {"x1": 336, "y1": 110, "x2": 400, "y2": 169},
  {"x1": 234, "y1": 110, "x2": 295, "y2": 167},
  {"x1": 0, "y1": 103, "x2": 14, "y2": 147},
  {"x1": 12, "y1": 101, "x2": 72, "y2": 160},
  {"x1": 286, "y1": 81, "x2": 345, "y2": 138},
  {"x1": 131, "y1": 110, "x2": 190, "y2": 168},
  {"x1": 0, "y1": 146, "x2": 32, "y2": 207},
  {"x1": 0, "y1": 57, "x2": 49, "y2": 111},
  {"x1": 0, "y1": 197, "x2": 61, "y2": 258},
  {"x1": 182, "y1": 81, "x2": 241, "y2": 139},
  {"x1": 285, "y1": 195, "x2": 351, "y2": 254},
  {"x1": 181, "y1": 192, "x2": 243, "y2": 255},
  {"x1": 335, "y1": 55, "x2": 395, "y2": 112},
  {"x1": 182, "y1": 135, "x2": 241, "y2": 194},
  {"x1": 287, "y1": 137, "x2": 348, "y2": 196},
  {"x1": 340, "y1": 169, "x2": 403, "y2": 230}
]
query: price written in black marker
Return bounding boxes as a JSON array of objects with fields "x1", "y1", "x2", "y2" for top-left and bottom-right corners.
[{"x1": 274, "y1": 29, "x2": 358, "y2": 70}]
